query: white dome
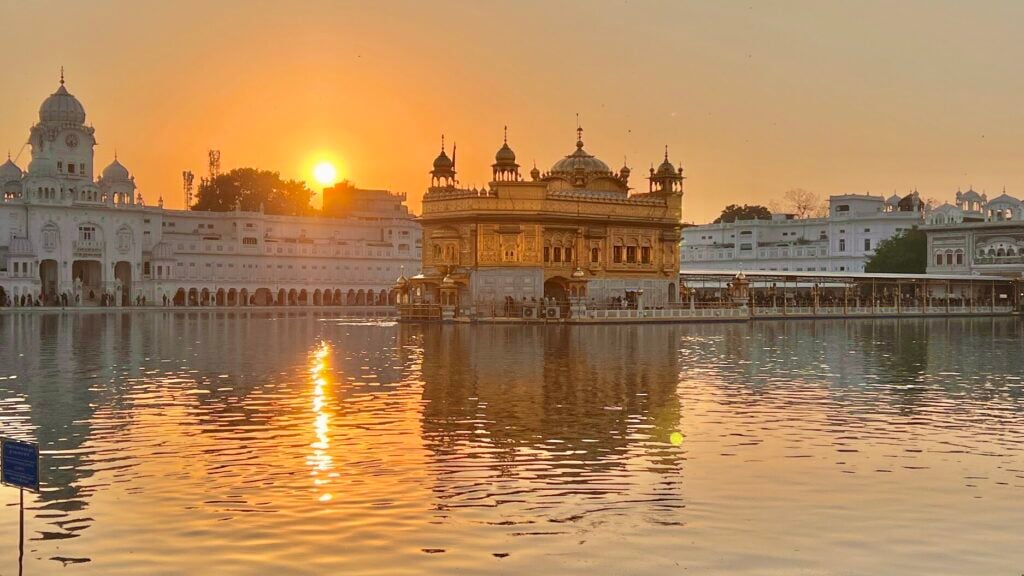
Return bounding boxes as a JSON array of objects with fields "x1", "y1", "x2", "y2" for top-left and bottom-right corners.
[
  {"x1": 0, "y1": 158, "x2": 22, "y2": 183},
  {"x1": 39, "y1": 84, "x2": 86, "y2": 124},
  {"x1": 960, "y1": 189, "x2": 983, "y2": 202},
  {"x1": 102, "y1": 158, "x2": 130, "y2": 181}
]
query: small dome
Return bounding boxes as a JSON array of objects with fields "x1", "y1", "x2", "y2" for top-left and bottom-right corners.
[
  {"x1": 395, "y1": 273, "x2": 409, "y2": 286},
  {"x1": 0, "y1": 158, "x2": 23, "y2": 183},
  {"x1": 9, "y1": 237, "x2": 34, "y2": 256},
  {"x1": 102, "y1": 158, "x2": 130, "y2": 181},
  {"x1": 39, "y1": 84, "x2": 86, "y2": 124},
  {"x1": 961, "y1": 188, "x2": 983, "y2": 202},
  {"x1": 571, "y1": 267, "x2": 585, "y2": 278},
  {"x1": 27, "y1": 156, "x2": 56, "y2": 177},
  {"x1": 151, "y1": 241, "x2": 174, "y2": 259},
  {"x1": 530, "y1": 165, "x2": 540, "y2": 180},
  {"x1": 495, "y1": 142, "x2": 516, "y2": 164},
  {"x1": 432, "y1": 150, "x2": 453, "y2": 171},
  {"x1": 442, "y1": 274, "x2": 456, "y2": 286},
  {"x1": 655, "y1": 158, "x2": 676, "y2": 176},
  {"x1": 988, "y1": 192, "x2": 1019, "y2": 205}
]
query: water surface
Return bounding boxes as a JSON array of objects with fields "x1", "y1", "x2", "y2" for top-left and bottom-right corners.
[{"x1": 1, "y1": 312, "x2": 1022, "y2": 574}]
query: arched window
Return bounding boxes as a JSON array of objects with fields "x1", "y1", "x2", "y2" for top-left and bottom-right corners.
[
  {"x1": 591, "y1": 247, "x2": 600, "y2": 263},
  {"x1": 956, "y1": 250, "x2": 964, "y2": 265},
  {"x1": 936, "y1": 253, "x2": 943, "y2": 266},
  {"x1": 41, "y1": 224, "x2": 59, "y2": 251},
  {"x1": 946, "y1": 252, "x2": 953, "y2": 265}
]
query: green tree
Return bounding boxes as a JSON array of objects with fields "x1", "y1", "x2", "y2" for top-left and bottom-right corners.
[
  {"x1": 192, "y1": 168, "x2": 316, "y2": 216},
  {"x1": 864, "y1": 228, "x2": 927, "y2": 273},
  {"x1": 714, "y1": 204, "x2": 772, "y2": 223}
]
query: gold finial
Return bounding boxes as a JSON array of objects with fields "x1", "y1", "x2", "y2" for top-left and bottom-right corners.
[
  {"x1": 575, "y1": 113, "x2": 583, "y2": 145},
  {"x1": 664, "y1": 145, "x2": 669, "y2": 161},
  {"x1": 440, "y1": 134, "x2": 445, "y2": 153},
  {"x1": 60, "y1": 66, "x2": 64, "y2": 86}
]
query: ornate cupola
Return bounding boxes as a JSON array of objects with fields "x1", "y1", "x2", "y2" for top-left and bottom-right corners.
[
  {"x1": 619, "y1": 158, "x2": 631, "y2": 184},
  {"x1": 98, "y1": 153, "x2": 137, "y2": 205},
  {"x1": 430, "y1": 134, "x2": 456, "y2": 188},
  {"x1": 648, "y1": 145, "x2": 684, "y2": 195},
  {"x1": 491, "y1": 126, "x2": 520, "y2": 182}
]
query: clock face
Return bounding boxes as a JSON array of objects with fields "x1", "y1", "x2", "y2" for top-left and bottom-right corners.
[{"x1": 65, "y1": 133, "x2": 79, "y2": 149}]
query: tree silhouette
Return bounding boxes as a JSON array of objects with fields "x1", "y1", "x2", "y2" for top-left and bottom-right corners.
[
  {"x1": 713, "y1": 204, "x2": 772, "y2": 223},
  {"x1": 192, "y1": 168, "x2": 316, "y2": 216}
]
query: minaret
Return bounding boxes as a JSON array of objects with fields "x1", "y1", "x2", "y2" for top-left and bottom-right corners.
[
  {"x1": 648, "y1": 145, "x2": 684, "y2": 195},
  {"x1": 430, "y1": 134, "x2": 456, "y2": 188}
]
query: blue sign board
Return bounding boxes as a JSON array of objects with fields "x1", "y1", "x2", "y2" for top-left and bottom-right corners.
[{"x1": 1, "y1": 438, "x2": 40, "y2": 492}]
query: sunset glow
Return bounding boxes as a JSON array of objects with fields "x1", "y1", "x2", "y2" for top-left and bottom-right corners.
[{"x1": 313, "y1": 161, "x2": 338, "y2": 187}]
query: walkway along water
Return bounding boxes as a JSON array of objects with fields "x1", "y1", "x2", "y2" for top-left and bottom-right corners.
[{"x1": 397, "y1": 270, "x2": 1021, "y2": 323}]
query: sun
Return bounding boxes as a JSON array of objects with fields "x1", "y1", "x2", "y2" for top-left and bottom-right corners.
[{"x1": 313, "y1": 161, "x2": 338, "y2": 186}]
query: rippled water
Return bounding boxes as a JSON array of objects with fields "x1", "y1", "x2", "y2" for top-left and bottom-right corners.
[{"x1": 1, "y1": 312, "x2": 1023, "y2": 575}]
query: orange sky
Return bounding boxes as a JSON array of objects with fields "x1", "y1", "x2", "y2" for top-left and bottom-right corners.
[{"x1": 2, "y1": 0, "x2": 1023, "y2": 223}]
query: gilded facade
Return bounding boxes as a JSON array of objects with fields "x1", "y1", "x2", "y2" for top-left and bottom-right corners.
[{"x1": 399, "y1": 127, "x2": 684, "y2": 318}]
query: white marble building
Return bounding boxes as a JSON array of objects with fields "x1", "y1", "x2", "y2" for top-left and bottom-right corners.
[
  {"x1": 0, "y1": 78, "x2": 421, "y2": 307},
  {"x1": 681, "y1": 193, "x2": 923, "y2": 273},
  {"x1": 924, "y1": 188, "x2": 1024, "y2": 277}
]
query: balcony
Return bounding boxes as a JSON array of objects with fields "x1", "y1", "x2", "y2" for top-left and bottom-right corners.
[
  {"x1": 73, "y1": 239, "x2": 103, "y2": 257},
  {"x1": 974, "y1": 255, "x2": 1024, "y2": 265}
]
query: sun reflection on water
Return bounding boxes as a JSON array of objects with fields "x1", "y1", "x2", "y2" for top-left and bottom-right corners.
[{"x1": 307, "y1": 342, "x2": 335, "y2": 502}]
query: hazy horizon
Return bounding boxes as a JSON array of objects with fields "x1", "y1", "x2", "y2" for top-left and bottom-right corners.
[{"x1": 2, "y1": 0, "x2": 1022, "y2": 223}]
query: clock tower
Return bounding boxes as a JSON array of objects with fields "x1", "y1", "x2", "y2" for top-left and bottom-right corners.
[{"x1": 25, "y1": 71, "x2": 98, "y2": 200}]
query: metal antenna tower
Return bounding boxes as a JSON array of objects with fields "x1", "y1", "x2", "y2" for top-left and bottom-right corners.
[{"x1": 182, "y1": 170, "x2": 195, "y2": 209}]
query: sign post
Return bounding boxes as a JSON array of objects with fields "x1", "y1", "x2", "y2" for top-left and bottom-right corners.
[{"x1": 2, "y1": 437, "x2": 40, "y2": 576}]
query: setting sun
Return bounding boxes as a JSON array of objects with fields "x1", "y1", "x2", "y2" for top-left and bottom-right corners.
[{"x1": 313, "y1": 161, "x2": 338, "y2": 186}]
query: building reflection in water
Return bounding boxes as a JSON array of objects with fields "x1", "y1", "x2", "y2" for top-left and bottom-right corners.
[{"x1": 407, "y1": 323, "x2": 687, "y2": 527}]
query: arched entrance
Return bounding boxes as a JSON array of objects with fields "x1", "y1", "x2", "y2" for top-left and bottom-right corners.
[
  {"x1": 288, "y1": 289, "x2": 298, "y2": 306},
  {"x1": 254, "y1": 288, "x2": 273, "y2": 306},
  {"x1": 72, "y1": 260, "x2": 103, "y2": 305},
  {"x1": 347, "y1": 289, "x2": 356, "y2": 305},
  {"x1": 0, "y1": 286, "x2": 6, "y2": 307},
  {"x1": 173, "y1": 288, "x2": 186, "y2": 306},
  {"x1": 333, "y1": 289, "x2": 342, "y2": 305},
  {"x1": 356, "y1": 289, "x2": 366, "y2": 305},
  {"x1": 543, "y1": 278, "x2": 569, "y2": 302},
  {"x1": 299, "y1": 289, "x2": 309, "y2": 305},
  {"x1": 668, "y1": 282, "x2": 677, "y2": 304},
  {"x1": 277, "y1": 288, "x2": 286, "y2": 306},
  {"x1": 239, "y1": 288, "x2": 249, "y2": 306},
  {"x1": 200, "y1": 288, "x2": 211, "y2": 306},
  {"x1": 216, "y1": 289, "x2": 226, "y2": 306},
  {"x1": 39, "y1": 259, "x2": 58, "y2": 304},
  {"x1": 114, "y1": 261, "x2": 132, "y2": 306},
  {"x1": 188, "y1": 288, "x2": 198, "y2": 305},
  {"x1": 227, "y1": 288, "x2": 237, "y2": 306}
]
